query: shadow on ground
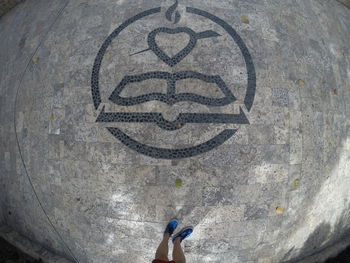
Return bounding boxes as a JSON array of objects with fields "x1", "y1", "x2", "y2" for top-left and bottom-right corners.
[
  {"x1": 0, "y1": 236, "x2": 41, "y2": 263},
  {"x1": 325, "y1": 245, "x2": 350, "y2": 263},
  {"x1": 282, "y1": 206, "x2": 350, "y2": 263}
]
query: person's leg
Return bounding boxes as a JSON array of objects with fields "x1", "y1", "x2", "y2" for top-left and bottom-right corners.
[
  {"x1": 172, "y1": 237, "x2": 186, "y2": 263},
  {"x1": 155, "y1": 233, "x2": 170, "y2": 261}
]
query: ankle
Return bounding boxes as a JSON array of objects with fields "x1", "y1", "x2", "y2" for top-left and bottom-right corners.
[{"x1": 174, "y1": 236, "x2": 181, "y2": 244}]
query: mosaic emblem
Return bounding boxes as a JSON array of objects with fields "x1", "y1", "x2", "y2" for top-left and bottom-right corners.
[{"x1": 91, "y1": 1, "x2": 256, "y2": 159}]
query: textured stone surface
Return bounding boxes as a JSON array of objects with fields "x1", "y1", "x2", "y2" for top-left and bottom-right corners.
[
  {"x1": 0, "y1": 0, "x2": 23, "y2": 17},
  {"x1": 337, "y1": 0, "x2": 350, "y2": 9},
  {"x1": 0, "y1": 0, "x2": 350, "y2": 263}
]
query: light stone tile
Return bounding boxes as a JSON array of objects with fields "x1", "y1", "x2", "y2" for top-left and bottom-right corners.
[
  {"x1": 74, "y1": 123, "x2": 98, "y2": 142},
  {"x1": 48, "y1": 108, "x2": 65, "y2": 135},
  {"x1": 288, "y1": 87, "x2": 301, "y2": 110},
  {"x1": 231, "y1": 125, "x2": 249, "y2": 145},
  {"x1": 257, "y1": 144, "x2": 290, "y2": 164},
  {"x1": 248, "y1": 125, "x2": 274, "y2": 145},
  {"x1": 16, "y1": 111, "x2": 24, "y2": 133},
  {"x1": 258, "y1": 256, "x2": 273, "y2": 263},
  {"x1": 248, "y1": 163, "x2": 289, "y2": 184},
  {"x1": 64, "y1": 104, "x2": 86, "y2": 125},
  {"x1": 194, "y1": 218, "x2": 269, "y2": 240},
  {"x1": 202, "y1": 184, "x2": 265, "y2": 206},
  {"x1": 288, "y1": 164, "x2": 301, "y2": 190},
  {"x1": 4, "y1": 151, "x2": 11, "y2": 171},
  {"x1": 289, "y1": 110, "x2": 302, "y2": 164},
  {"x1": 274, "y1": 125, "x2": 289, "y2": 145},
  {"x1": 259, "y1": 183, "x2": 288, "y2": 206},
  {"x1": 107, "y1": 202, "x2": 157, "y2": 221},
  {"x1": 61, "y1": 140, "x2": 88, "y2": 161},
  {"x1": 204, "y1": 205, "x2": 245, "y2": 223},
  {"x1": 143, "y1": 186, "x2": 202, "y2": 206}
]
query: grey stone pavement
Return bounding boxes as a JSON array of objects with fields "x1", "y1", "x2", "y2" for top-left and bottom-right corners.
[{"x1": 0, "y1": 0, "x2": 350, "y2": 262}]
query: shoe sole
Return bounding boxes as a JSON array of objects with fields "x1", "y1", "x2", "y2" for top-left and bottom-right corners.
[
  {"x1": 172, "y1": 226, "x2": 193, "y2": 243},
  {"x1": 165, "y1": 218, "x2": 179, "y2": 235}
]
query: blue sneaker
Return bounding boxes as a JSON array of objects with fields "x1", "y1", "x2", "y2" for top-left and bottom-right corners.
[
  {"x1": 164, "y1": 218, "x2": 179, "y2": 236},
  {"x1": 172, "y1": 226, "x2": 193, "y2": 243}
]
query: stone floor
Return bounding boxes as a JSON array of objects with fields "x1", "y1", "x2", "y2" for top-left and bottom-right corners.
[{"x1": 0, "y1": 0, "x2": 350, "y2": 263}]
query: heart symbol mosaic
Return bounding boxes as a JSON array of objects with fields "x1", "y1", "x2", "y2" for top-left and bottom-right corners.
[
  {"x1": 147, "y1": 27, "x2": 221, "y2": 67},
  {"x1": 148, "y1": 27, "x2": 197, "y2": 67}
]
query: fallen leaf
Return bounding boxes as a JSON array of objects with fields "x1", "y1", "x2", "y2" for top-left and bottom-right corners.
[
  {"x1": 297, "y1": 79, "x2": 305, "y2": 86},
  {"x1": 175, "y1": 179, "x2": 183, "y2": 187},
  {"x1": 32, "y1": 57, "x2": 39, "y2": 63},
  {"x1": 50, "y1": 113, "x2": 55, "y2": 120},
  {"x1": 276, "y1": 206, "x2": 285, "y2": 214},
  {"x1": 293, "y1": 179, "x2": 300, "y2": 188},
  {"x1": 240, "y1": 15, "x2": 250, "y2": 24}
]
